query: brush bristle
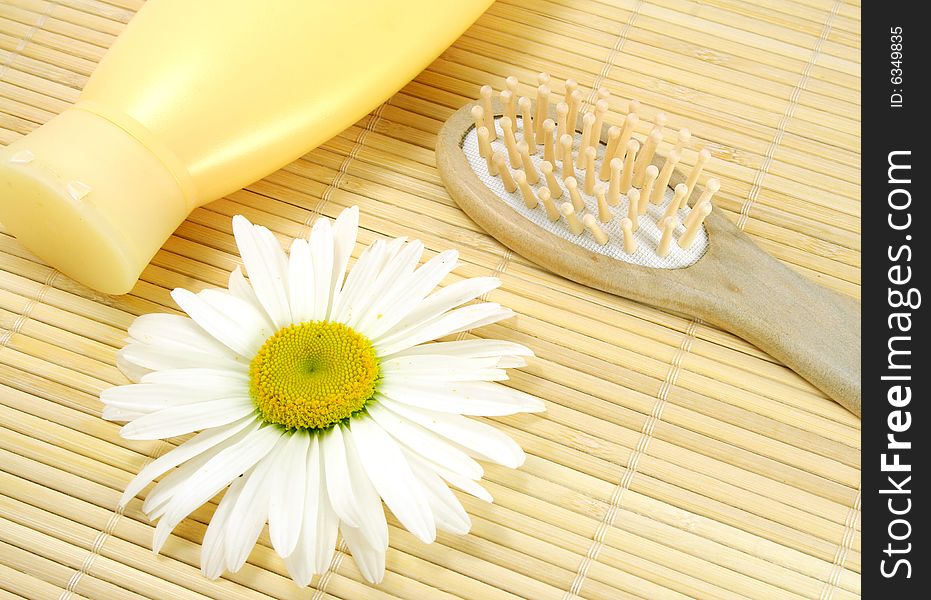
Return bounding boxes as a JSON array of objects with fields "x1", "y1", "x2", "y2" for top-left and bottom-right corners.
[{"x1": 470, "y1": 74, "x2": 720, "y2": 257}]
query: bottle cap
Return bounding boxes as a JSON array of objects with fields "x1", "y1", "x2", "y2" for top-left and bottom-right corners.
[{"x1": 0, "y1": 108, "x2": 188, "y2": 294}]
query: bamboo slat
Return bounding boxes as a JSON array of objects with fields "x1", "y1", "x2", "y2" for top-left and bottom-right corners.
[{"x1": 1, "y1": 0, "x2": 860, "y2": 598}]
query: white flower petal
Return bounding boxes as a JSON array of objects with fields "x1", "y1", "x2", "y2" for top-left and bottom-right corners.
[
  {"x1": 380, "y1": 355, "x2": 508, "y2": 382},
  {"x1": 128, "y1": 313, "x2": 237, "y2": 359},
  {"x1": 104, "y1": 369, "x2": 250, "y2": 415},
  {"x1": 119, "y1": 397, "x2": 256, "y2": 440},
  {"x1": 321, "y1": 425, "x2": 361, "y2": 527},
  {"x1": 282, "y1": 536, "x2": 313, "y2": 587},
  {"x1": 382, "y1": 236, "x2": 408, "y2": 263},
  {"x1": 232, "y1": 215, "x2": 292, "y2": 327},
  {"x1": 102, "y1": 385, "x2": 195, "y2": 414},
  {"x1": 373, "y1": 276, "x2": 500, "y2": 343},
  {"x1": 227, "y1": 266, "x2": 261, "y2": 309},
  {"x1": 327, "y1": 206, "x2": 359, "y2": 317},
  {"x1": 287, "y1": 238, "x2": 314, "y2": 324},
  {"x1": 151, "y1": 519, "x2": 174, "y2": 555},
  {"x1": 200, "y1": 287, "x2": 277, "y2": 342},
  {"x1": 341, "y1": 424, "x2": 389, "y2": 550},
  {"x1": 140, "y1": 367, "x2": 249, "y2": 390},
  {"x1": 224, "y1": 436, "x2": 287, "y2": 572},
  {"x1": 359, "y1": 249, "x2": 458, "y2": 339},
  {"x1": 154, "y1": 425, "x2": 281, "y2": 551},
  {"x1": 282, "y1": 436, "x2": 340, "y2": 578},
  {"x1": 102, "y1": 405, "x2": 146, "y2": 421},
  {"x1": 340, "y1": 523, "x2": 386, "y2": 584},
  {"x1": 497, "y1": 357, "x2": 528, "y2": 369},
  {"x1": 379, "y1": 239, "x2": 424, "y2": 279},
  {"x1": 170, "y1": 288, "x2": 272, "y2": 357},
  {"x1": 201, "y1": 470, "x2": 248, "y2": 579},
  {"x1": 377, "y1": 380, "x2": 544, "y2": 416},
  {"x1": 374, "y1": 302, "x2": 513, "y2": 358},
  {"x1": 388, "y1": 352, "x2": 523, "y2": 371},
  {"x1": 284, "y1": 436, "x2": 321, "y2": 587},
  {"x1": 142, "y1": 426, "x2": 264, "y2": 526},
  {"x1": 309, "y1": 217, "x2": 334, "y2": 321},
  {"x1": 268, "y1": 432, "x2": 310, "y2": 558},
  {"x1": 143, "y1": 424, "x2": 255, "y2": 518},
  {"x1": 119, "y1": 416, "x2": 255, "y2": 507},
  {"x1": 119, "y1": 342, "x2": 244, "y2": 374},
  {"x1": 368, "y1": 240, "x2": 424, "y2": 296},
  {"x1": 331, "y1": 240, "x2": 385, "y2": 324},
  {"x1": 345, "y1": 240, "x2": 423, "y2": 331},
  {"x1": 392, "y1": 339, "x2": 533, "y2": 360},
  {"x1": 405, "y1": 451, "x2": 471, "y2": 535},
  {"x1": 367, "y1": 402, "x2": 482, "y2": 480},
  {"x1": 122, "y1": 313, "x2": 241, "y2": 378},
  {"x1": 116, "y1": 348, "x2": 150, "y2": 383},
  {"x1": 313, "y1": 465, "x2": 340, "y2": 574},
  {"x1": 378, "y1": 398, "x2": 527, "y2": 468},
  {"x1": 417, "y1": 456, "x2": 493, "y2": 503},
  {"x1": 347, "y1": 415, "x2": 435, "y2": 543}
]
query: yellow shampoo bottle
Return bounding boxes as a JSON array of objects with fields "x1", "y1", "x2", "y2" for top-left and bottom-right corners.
[{"x1": 0, "y1": 0, "x2": 492, "y2": 294}]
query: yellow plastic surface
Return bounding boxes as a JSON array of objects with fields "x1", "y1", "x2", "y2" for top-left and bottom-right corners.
[{"x1": 0, "y1": 0, "x2": 492, "y2": 294}]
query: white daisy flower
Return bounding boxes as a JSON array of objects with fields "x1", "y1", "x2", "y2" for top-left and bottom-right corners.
[{"x1": 103, "y1": 206, "x2": 545, "y2": 585}]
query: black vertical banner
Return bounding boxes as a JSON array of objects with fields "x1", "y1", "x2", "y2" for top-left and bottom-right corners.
[{"x1": 862, "y1": 3, "x2": 926, "y2": 597}]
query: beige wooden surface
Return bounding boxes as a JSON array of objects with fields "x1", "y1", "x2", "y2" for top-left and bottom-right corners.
[{"x1": 0, "y1": 0, "x2": 860, "y2": 598}]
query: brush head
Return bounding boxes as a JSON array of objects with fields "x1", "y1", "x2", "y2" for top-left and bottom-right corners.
[{"x1": 455, "y1": 73, "x2": 720, "y2": 270}]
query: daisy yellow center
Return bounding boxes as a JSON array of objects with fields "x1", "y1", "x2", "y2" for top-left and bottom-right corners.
[{"x1": 249, "y1": 321, "x2": 380, "y2": 430}]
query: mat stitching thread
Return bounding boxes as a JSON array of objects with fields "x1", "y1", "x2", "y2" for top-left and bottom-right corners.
[
  {"x1": 60, "y1": 441, "x2": 170, "y2": 600},
  {"x1": 311, "y1": 540, "x2": 347, "y2": 600},
  {"x1": 484, "y1": 248, "x2": 514, "y2": 302},
  {"x1": 581, "y1": 0, "x2": 643, "y2": 111},
  {"x1": 11, "y1": 1, "x2": 171, "y2": 592},
  {"x1": 486, "y1": 248, "x2": 514, "y2": 285},
  {"x1": 299, "y1": 103, "x2": 389, "y2": 240},
  {"x1": 565, "y1": 318, "x2": 698, "y2": 599},
  {"x1": 736, "y1": 0, "x2": 841, "y2": 231},
  {"x1": 0, "y1": 0, "x2": 56, "y2": 84},
  {"x1": 0, "y1": 0, "x2": 58, "y2": 350},
  {"x1": 819, "y1": 486, "x2": 861, "y2": 600},
  {"x1": 0, "y1": 267, "x2": 58, "y2": 350},
  {"x1": 0, "y1": 5, "x2": 95, "y2": 598},
  {"x1": 560, "y1": 3, "x2": 662, "y2": 596}
]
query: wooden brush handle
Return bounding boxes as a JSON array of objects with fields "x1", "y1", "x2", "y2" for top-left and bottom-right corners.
[{"x1": 690, "y1": 224, "x2": 861, "y2": 416}]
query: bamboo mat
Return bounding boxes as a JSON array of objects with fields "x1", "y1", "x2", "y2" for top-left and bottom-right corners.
[{"x1": 0, "y1": 0, "x2": 861, "y2": 598}]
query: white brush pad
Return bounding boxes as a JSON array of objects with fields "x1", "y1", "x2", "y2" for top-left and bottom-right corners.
[{"x1": 462, "y1": 117, "x2": 709, "y2": 269}]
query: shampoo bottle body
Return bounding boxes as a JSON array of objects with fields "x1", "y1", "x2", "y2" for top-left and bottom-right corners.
[{"x1": 0, "y1": 0, "x2": 491, "y2": 293}]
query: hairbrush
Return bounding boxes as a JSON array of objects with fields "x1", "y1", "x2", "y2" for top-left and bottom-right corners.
[{"x1": 436, "y1": 73, "x2": 860, "y2": 416}]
